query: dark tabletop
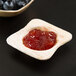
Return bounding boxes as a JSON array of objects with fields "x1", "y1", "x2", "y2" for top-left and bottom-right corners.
[{"x1": 0, "y1": 0, "x2": 76, "y2": 76}]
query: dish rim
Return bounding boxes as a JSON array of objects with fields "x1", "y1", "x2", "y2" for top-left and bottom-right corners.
[{"x1": 0, "y1": 0, "x2": 34, "y2": 13}]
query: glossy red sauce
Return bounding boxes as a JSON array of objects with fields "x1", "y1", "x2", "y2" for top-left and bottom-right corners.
[{"x1": 23, "y1": 29, "x2": 57, "y2": 50}]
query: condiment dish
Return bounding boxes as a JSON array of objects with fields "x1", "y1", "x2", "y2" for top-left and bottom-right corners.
[
  {"x1": 0, "y1": 0, "x2": 34, "y2": 17},
  {"x1": 6, "y1": 19, "x2": 72, "y2": 60}
]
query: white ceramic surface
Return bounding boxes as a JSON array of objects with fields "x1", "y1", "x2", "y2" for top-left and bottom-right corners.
[{"x1": 6, "y1": 19, "x2": 72, "y2": 60}]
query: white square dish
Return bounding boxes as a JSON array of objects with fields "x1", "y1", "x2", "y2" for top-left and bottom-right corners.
[{"x1": 6, "y1": 19, "x2": 72, "y2": 60}]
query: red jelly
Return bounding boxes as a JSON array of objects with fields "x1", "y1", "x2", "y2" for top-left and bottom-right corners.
[{"x1": 23, "y1": 29, "x2": 57, "y2": 50}]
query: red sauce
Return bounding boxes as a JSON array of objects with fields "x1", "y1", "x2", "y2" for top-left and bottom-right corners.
[{"x1": 23, "y1": 29, "x2": 57, "y2": 50}]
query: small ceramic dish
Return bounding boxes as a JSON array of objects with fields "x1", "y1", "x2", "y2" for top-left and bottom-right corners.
[
  {"x1": 0, "y1": 0, "x2": 34, "y2": 17},
  {"x1": 6, "y1": 19, "x2": 72, "y2": 60}
]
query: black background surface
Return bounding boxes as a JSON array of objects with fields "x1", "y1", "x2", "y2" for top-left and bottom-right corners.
[{"x1": 0, "y1": 0, "x2": 76, "y2": 76}]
